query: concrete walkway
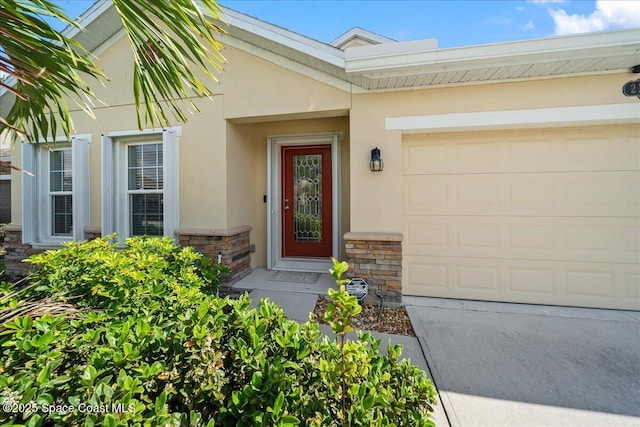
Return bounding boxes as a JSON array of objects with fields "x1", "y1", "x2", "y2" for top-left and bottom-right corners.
[
  {"x1": 233, "y1": 270, "x2": 640, "y2": 427},
  {"x1": 405, "y1": 297, "x2": 640, "y2": 427}
]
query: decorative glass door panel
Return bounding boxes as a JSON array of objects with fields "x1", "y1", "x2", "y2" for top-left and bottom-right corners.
[{"x1": 282, "y1": 145, "x2": 332, "y2": 257}]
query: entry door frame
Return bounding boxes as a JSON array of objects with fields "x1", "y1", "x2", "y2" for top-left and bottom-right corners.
[{"x1": 267, "y1": 133, "x2": 340, "y2": 272}]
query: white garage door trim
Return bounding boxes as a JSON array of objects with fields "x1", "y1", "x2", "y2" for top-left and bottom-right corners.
[{"x1": 386, "y1": 103, "x2": 639, "y2": 133}]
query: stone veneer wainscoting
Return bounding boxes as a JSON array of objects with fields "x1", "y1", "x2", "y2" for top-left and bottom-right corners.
[
  {"x1": 3, "y1": 226, "x2": 102, "y2": 280},
  {"x1": 3, "y1": 226, "x2": 40, "y2": 280},
  {"x1": 3, "y1": 225, "x2": 253, "y2": 286},
  {"x1": 176, "y1": 226, "x2": 252, "y2": 286},
  {"x1": 343, "y1": 232, "x2": 403, "y2": 303}
]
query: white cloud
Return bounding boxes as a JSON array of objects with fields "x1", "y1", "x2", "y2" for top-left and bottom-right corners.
[
  {"x1": 550, "y1": 0, "x2": 640, "y2": 35},
  {"x1": 525, "y1": 21, "x2": 536, "y2": 30}
]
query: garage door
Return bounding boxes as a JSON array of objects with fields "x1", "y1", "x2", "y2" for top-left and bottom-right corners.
[{"x1": 402, "y1": 125, "x2": 640, "y2": 310}]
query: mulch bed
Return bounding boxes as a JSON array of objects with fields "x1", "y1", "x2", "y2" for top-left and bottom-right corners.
[
  {"x1": 219, "y1": 288, "x2": 415, "y2": 337},
  {"x1": 313, "y1": 296, "x2": 415, "y2": 337}
]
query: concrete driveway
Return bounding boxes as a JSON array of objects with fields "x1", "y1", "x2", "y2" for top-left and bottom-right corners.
[{"x1": 405, "y1": 297, "x2": 640, "y2": 427}]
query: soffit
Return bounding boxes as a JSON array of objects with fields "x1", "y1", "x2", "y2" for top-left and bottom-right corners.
[
  {"x1": 68, "y1": 1, "x2": 123, "y2": 54},
  {"x1": 344, "y1": 29, "x2": 640, "y2": 90},
  {"x1": 349, "y1": 55, "x2": 638, "y2": 90}
]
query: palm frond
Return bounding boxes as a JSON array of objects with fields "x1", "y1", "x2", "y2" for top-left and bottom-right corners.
[
  {"x1": 0, "y1": 0, "x2": 103, "y2": 143},
  {"x1": 0, "y1": 159, "x2": 33, "y2": 176},
  {"x1": 0, "y1": 0, "x2": 225, "y2": 143},
  {"x1": 0, "y1": 282, "x2": 83, "y2": 332},
  {"x1": 112, "y1": 0, "x2": 226, "y2": 129},
  {"x1": 0, "y1": 298, "x2": 83, "y2": 332}
]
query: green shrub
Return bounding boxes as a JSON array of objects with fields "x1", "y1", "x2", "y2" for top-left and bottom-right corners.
[
  {"x1": 0, "y1": 239, "x2": 437, "y2": 426},
  {"x1": 24, "y1": 235, "x2": 226, "y2": 310}
]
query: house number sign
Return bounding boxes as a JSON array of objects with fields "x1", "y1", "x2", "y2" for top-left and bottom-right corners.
[
  {"x1": 622, "y1": 79, "x2": 640, "y2": 98},
  {"x1": 346, "y1": 278, "x2": 368, "y2": 302}
]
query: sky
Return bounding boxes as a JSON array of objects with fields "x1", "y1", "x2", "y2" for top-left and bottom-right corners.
[{"x1": 52, "y1": 0, "x2": 640, "y2": 48}]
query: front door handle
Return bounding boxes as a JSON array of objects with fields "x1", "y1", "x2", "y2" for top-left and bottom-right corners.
[{"x1": 284, "y1": 206, "x2": 290, "y2": 210}]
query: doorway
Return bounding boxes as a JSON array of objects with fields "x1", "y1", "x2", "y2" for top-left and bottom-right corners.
[
  {"x1": 282, "y1": 144, "x2": 332, "y2": 257},
  {"x1": 267, "y1": 134, "x2": 340, "y2": 272}
]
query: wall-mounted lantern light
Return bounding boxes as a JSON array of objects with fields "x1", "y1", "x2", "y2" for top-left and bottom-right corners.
[{"x1": 370, "y1": 147, "x2": 383, "y2": 172}]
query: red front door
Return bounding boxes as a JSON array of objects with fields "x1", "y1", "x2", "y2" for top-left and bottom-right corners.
[{"x1": 282, "y1": 145, "x2": 332, "y2": 257}]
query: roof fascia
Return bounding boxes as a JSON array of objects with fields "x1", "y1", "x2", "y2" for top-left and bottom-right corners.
[
  {"x1": 221, "y1": 8, "x2": 345, "y2": 68},
  {"x1": 346, "y1": 29, "x2": 640, "y2": 77}
]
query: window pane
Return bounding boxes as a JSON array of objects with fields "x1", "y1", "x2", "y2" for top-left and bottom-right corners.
[
  {"x1": 63, "y1": 150, "x2": 72, "y2": 191},
  {"x1": 130, "y1": 194, "x2": 164, "y2": 236},
  {"x1": 50, "y1": 149, "x2": 72, "y2": 192},
  {"x1": 143, "y1": 144, "x2": 157, "y2": 166},
  {"x1": 52, "y1": 195, "x2": 73, "y2": 235},
  {"x1": 50, "y1": 171, "x2": 63, "y2": 192},
  {"x1": 128, "y1": 143, "x2": 162, "y2": 190},
  {"x1": 50, "y1": 151, "x2": 62, "y2": 191},
  {"x1": 128, "y1": 145, "x2": 142, "y2": 167},
  {"x1": 293, "y1": 154, "x2": 322, "y2": 242},
  {"x1": 128, "y1": 167, "x2": 141, "y2": 190},
  {"x1": 50, "y1": 149, "x2": 64, "y2": 171},
  {"x1": 128, "y1": 145, "x2": 142, "y2": 189}
]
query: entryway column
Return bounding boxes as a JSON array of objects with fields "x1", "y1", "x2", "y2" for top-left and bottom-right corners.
[
  {"x1": 344, "y1": 232, "x2": 403, "y2": 303},
  {"x1": 177, "y1": 225, "x2": 252, "y2": 285}
]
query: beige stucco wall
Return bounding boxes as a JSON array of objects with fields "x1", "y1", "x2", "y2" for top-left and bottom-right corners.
[
  {"x1": 10, "y1": 32, "x2": 351, "y2": 271},
  {"x1": 226, "y1": 116, "x2": 350, "y2": 268},
  {"x1": 222, "y1": 47, "x2": 350, "y2": 120},
  {"x1": 9, "y1": 26, "x2": 636, "y2": 279},
  {"x1": 349, "y1": 73, "x2": 640, "y2": 234},
  {"x1": 10, "y1": 96, "x2": 230, "y2": 231}
]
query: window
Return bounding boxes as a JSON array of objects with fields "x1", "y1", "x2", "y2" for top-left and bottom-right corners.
[
  {"x1": 101, "y1": 128, "x2": 179, "y2": 244},
  {"x1": 49, "y1": 148, "x2": 73, "y2": 236},
  {"x1": 21, "y1": 135, "x2": 91, "y2": 245},
  {"x1": 127, "y1": 143, "x2": 163, "y2": 236}
]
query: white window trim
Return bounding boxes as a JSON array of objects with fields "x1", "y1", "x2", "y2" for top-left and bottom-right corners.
[
  {"x1": 38, "y1": 145, "x2": 72, "y2": 244},
  {"x1": 122, "y1": 141, "x2": 163, "y2": 238},
  {"x1": 21, "y1": 134, "x2": 91, "y2": 245},
  {"x1": 102, "y1": 128, "x2": 180, "y2": 245}
]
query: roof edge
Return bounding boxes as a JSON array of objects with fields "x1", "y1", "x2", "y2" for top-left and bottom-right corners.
[
  {"x1": 346, "y1": 28, "x2": 640, "y2": 76},
  {"x1": 330, "y1": 27, "x2": 396, "y2": 48},
  {"x1": 220, "y1": 8, "x2": 345, "y2": 68}
]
